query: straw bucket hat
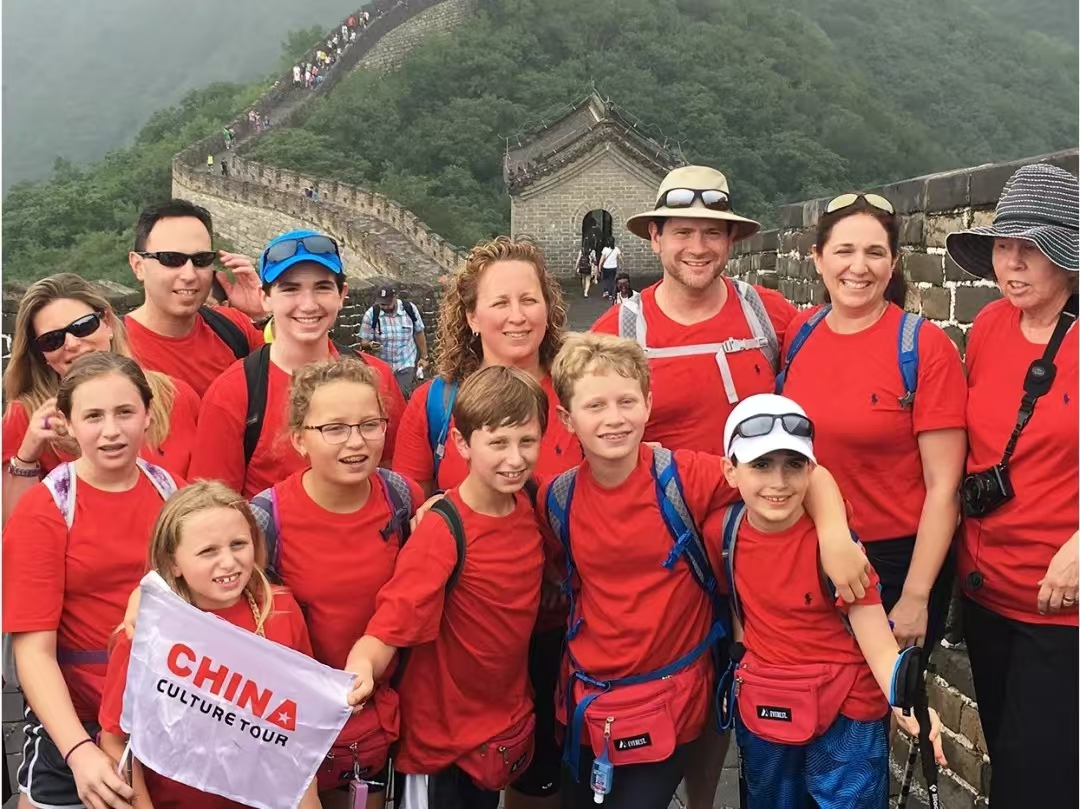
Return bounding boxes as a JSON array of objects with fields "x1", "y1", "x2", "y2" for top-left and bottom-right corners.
[{"x1": 626, "y1": 165, "x2": 761, "y2": 242}]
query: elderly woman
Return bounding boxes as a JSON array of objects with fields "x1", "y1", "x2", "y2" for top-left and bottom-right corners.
[{"x1": 946, "y1": 163, "x2": 1078, "y2": 807}]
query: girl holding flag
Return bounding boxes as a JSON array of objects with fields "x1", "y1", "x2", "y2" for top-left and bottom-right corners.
[
  {"x1": 3, "y1": 353, "x2": 183, "y2": 809},
  {"x1": 98, "y1": 480, "x2": 322, "y2": 809}
]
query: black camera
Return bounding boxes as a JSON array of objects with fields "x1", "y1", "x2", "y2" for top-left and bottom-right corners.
[{"x1": 960, "y1": 463, "x2": 1015, "y2": 518}]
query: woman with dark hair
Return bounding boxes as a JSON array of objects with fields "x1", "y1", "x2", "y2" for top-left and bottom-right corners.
[
  {"x1": 945, "y1": 163, "x2": 1078, "y2": 807},
  {"x1": 776, "y1": 193, "x2": 968, "y2": 656}
]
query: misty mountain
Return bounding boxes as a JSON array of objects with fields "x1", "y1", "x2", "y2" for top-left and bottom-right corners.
[{"x1": 1, "y1": 0, "x2": 364, "y2": 190}]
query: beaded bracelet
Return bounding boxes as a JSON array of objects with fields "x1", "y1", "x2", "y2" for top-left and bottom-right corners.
[
  {"x1": 63, "y1": 737, "x2": 94, "y2": 765},
  {"x1": 7, "y1": 458, "x2": 41, "y2": 478}
]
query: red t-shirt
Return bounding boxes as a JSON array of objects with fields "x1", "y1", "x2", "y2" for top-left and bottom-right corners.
[
  {"x1": 732, "y1": 511, "x2": 888, "y2": 720},
  {"x1": 780, "y1": 304, "x2": 967, "y2": 542},
  {"x1": 270, "y1": 469, "x2": 424, "y2": 668},
  {"x1": 959, "y1": 299, "x2": 1079, "y2": 626},
  {"x1": 99, "y1": 588, "x2": 312, "y2": 809},
  {"x1": 2, "y1": 472, "x2": 184, "y2": 720},
  {"x1": 2, "y1": 378, "x2": 201, "y2": 480},
  {"x1": 125, "y1": 308, "x2": 264, "y2": 399},
  {"x1": 592, "y1": 278, "x2": 797, "y2": 455},
  {"x1": 364, "y1": 488, "x2": 542, "y2": 774},
  {"x1": 392, "y1": 374, "x2": 583, "y2": 491},
  {"x1": 189, "y1": 349, "x2": 404, "y2": 499},
  {"x1": 537, "y1": 446, "x2": 738, "y2": 743}
]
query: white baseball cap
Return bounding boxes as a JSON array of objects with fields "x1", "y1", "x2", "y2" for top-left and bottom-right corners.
[{"x1": 723, "y1": 394, "x2": 816, "y2": 464}]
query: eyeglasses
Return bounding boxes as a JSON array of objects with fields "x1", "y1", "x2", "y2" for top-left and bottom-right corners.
[
  {"x1": 825, "y1": 193, "x2": 895, "y2": 215},
  {"x1": 732, "y1": 413, "x2": 815, "y2": 442},
  {"x1": 34, "y1": 311, "x2": 106, "y2": 353},
  {"x1": 656, "y1": 188, "x2": 731, "y2": 212},
  {"x1": 137, "y1": 251, "x2": 217, "y2": 268},
  {"x1": 262, "y1": 235, "x2": 340, "y2": 267},
  {"x1": 304, "y1": 419, "x2": 388, "y2": 444}
]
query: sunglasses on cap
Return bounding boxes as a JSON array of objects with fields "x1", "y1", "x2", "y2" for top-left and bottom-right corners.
[
  {"x1": 262, "y1": 234, "x2": 340, "y2": 266},
  {"x1": 825, "y1": 193, "x2": 895, "y2": 215},
  {"x1": 732, "y1": 413, "x2": 815, "y2": 442},
  {"x1": 137, "y1": 251, "x2": 217, "y2": 268},
  {"x1": 35, "y1": 311, "x2": 106, "y2": 353},
  {"x1": 656, "y1": 188, "x2": 731, "y2": 212}
]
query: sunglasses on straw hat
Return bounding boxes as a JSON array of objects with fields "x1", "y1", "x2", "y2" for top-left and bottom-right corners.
[
  {"x1": 656, "y1": 188, "x2": 732, "y2": 212},
  {"x1": 825, "y1": 193, "x2": 895, "y2": 215}
]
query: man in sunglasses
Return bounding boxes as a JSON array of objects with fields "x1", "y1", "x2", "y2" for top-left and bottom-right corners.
[
  {"x1": 125, "y1": 199, "x2": 267, "y2": 398},
  {"x1": 593, "y1": 166, "x2": 871, "y2": 809}
]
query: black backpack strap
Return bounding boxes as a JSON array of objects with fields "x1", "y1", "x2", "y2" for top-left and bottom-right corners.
[
  {"x1": 243, "y1": 345, "x2": 271, "y2": 466},
  {"x1": 403, "y1": 300, "x2": 419, "y2": 325},
  {"x1": 333, "y1": 341, "x2": 357, "y2": 359},
  {"x1": 430, "y1": 498, "x2": 467, "y2": 592},
  {"x1": 371, "y1": 306, "x2": 381, "y2": 335},
  {"x1": 199, "y1": 306, "x2": 249, "y2": 360},
  {"x1": 522, "y1": 477, "x2": 539, "y2": 509}
]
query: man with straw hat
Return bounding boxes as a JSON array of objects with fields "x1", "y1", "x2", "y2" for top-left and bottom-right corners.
[
  {"x1": 945, "y1": 161, "x2": 1078, "y2": 808},
  {"x1": 592, "y1": 166, "x2": 873, "y2": 809}
]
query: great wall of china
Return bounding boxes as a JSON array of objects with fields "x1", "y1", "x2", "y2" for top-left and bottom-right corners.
[{"x1": 4, "y1": 1, "x2": 1078, "y2": 804}]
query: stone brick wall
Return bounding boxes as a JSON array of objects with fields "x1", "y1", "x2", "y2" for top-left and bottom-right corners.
[
  {"x1": 359, "y1": 0, "x2": 474, "y2": 73},
  {"x1": 511, "y1": 141, "x2": 666, "y2": 282},
  {"x1": 727, "y1": 149, "x2": 1079, "y2": 353}
]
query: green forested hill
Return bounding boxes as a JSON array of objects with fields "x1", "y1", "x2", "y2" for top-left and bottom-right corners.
[
  {"x1": 3, "y1": 0, "x2": 1076, "y2": 284},
  {"x1": 250, "y1": 0, "x2": 1077, "y2": 248}
]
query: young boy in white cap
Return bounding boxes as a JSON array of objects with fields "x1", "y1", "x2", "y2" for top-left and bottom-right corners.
[{"x1": 719, "y1": 393, "x2": 946, "y2": 808}]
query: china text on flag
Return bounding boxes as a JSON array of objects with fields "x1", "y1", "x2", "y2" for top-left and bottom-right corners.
[{"x1": 120, "y1": 572, "x2": 353, "y2": 809}]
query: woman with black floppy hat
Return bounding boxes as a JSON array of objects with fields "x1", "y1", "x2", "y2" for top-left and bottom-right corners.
[{"x1": 946, "y1": 162, "x2": 1078, "y2": 808}]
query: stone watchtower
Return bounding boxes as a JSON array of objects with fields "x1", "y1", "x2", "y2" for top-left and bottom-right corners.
[{"x1": 504, "y1": 92, "x2": 683, "y2": 280}]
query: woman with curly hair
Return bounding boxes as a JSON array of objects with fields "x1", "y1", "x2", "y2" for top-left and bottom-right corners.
[
  {"x1": 392, "y1": 236, "x2": 581, "y2": 809},
  {"x1": 2, "y1": 273, "x2": 200, "y2": 523}
]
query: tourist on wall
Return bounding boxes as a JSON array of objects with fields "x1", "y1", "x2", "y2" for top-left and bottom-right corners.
[
  {"x1": 945, "y1": 163, "x2": 1079, "y2": 808},
  {"x1": 575, "y1": 241, "x2": 597, "y2": 297},
  {"x1": 2, "y1": 274, "x2": 199, "y2": 523},
  {"x1": 612, "y1": 271, "x2": 640, "y2": 305},
  {"x1": 357, "y1": 286, "x2": 430, "y2": 399},
  {"x1": 775, "y1": 192, "x2": 967, "y2": 659},
  {"x1": 598, "y1": 239, "x2": 622, "y2": 299}
]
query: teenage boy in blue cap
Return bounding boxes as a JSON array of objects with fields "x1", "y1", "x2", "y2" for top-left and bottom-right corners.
[{"x1": 189, "y1": 230, "x2": 405, "y2": 497}]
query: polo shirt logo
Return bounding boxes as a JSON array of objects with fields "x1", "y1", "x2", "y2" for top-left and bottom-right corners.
[
  {"x1": 757, "y1": 706, "x2": 792, "y2": 722},
  {"x1": 614, "y1": 733, "x2": 652, "y2": 751}
]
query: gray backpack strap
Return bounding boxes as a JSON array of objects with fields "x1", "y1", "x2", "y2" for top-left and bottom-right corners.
[
  {"x1": 720, "y1": 503, "x2": 748, "y2": 627},
  {"x1": 651, "y1": 447, "x2": 695, "y2": 535},
  {"x1": 732, "y1": 279, "x2": 779, "y2": 373},
  {"x1": 42, "y1": 462, "x2": 77, "y2": 528},
  {"x1": 618, "y1": 297, "x2": 645, "y2": 345},
  {"x1": 135, "y1": 458, "x2": 178, "y2": 500},
  {"x1": 250, "y1": 487, "x2": 281, "y2": 582}
]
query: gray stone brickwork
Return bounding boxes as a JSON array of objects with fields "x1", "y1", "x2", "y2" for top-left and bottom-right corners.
[{"x1": 359, "y1": 0, "x2": 474, "y2": 73}]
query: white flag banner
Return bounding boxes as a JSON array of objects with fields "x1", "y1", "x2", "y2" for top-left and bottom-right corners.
[{"x1": 120, "y1": 572, "x2": 353, "y2": 809}]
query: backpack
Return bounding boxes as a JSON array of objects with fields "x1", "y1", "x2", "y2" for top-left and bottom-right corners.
[
  {"x1": 544, "y1": 447, "x2": 727, "y2": 774},
  {"x1": 241, "y1": 342, "x2": 356, "y2": 466},
  {"x1": 773, "y1": 304, "x2": 924, "y2": 408},
  {"x1": 618, "y1": 279, "x2": 779, "y2": 405},
  {"x1": 424, "y1": 376, "x2": 459, "y2": 484},
  {"x1": 1, "y1": 459, "x2": 178, "y2": 687},
  {"x1": 198, "y1": 306, "x2": 250, "y2": 361},
  {"x1": 250, "y1": 468, "x2": 415, "y2": 584},
  {"x1": 369, "y1": 300, "x2": 419, "y2": 335}
]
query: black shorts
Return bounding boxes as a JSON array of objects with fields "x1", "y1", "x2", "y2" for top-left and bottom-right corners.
[
  {"x1": 17, "y1": 707, "x2": 101, "y2": 809},
  {"x1": 563, "y1": 742, "x2": 691, "y2": 809},
  {"x1": 508, "y1": 626, "x2": 564, "y2": 797}
]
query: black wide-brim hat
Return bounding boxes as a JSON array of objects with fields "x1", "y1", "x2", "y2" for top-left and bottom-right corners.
[{"x1": 946, "y1": 163, "x2": 1078, "y2": 279}]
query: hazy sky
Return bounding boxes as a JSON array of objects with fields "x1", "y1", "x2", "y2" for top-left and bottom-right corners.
[{"x1": 2, "y1": 0, "x2": 364, "y2": 191}]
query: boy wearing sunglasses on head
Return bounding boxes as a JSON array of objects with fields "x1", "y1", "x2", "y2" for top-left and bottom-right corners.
[
  {"x1": 189, "y1": 229, "x2": 405, "y2": 498},
  {"x1": 125, "y1": 199, "x2": 268, "y2": 398},
  {"x1": 717, "y1": 394, "x2": 947, "y2": 809}
]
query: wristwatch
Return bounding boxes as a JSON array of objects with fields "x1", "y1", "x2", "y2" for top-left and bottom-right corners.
[{"x1": 8, "y1": 457, "x2": 41, "y2": 477}]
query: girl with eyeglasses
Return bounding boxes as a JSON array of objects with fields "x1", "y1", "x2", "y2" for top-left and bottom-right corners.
[
  {"x1": 2, "y1": 273, "x2": 200, "y2": 523},
  {"x1": 776, "y1": 193, "x2": 967, "y2": 659},
  {"x1": 250, "y1": 357, "x2": 421, "y2": 809}
]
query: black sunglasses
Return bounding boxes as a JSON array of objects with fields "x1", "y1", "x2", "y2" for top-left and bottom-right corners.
[
  {"x1": 732, "y1": 413, "x2": 815, "y2": 441},
  {"x1": 657, "y1": 188, "x2": 731, "y2": 212},
  {"x1": 137, "y1": 251, "x2": 217, "y2": 268},
  {"x1": 262, "y1": 235, "x2": 340, "y2": 267},
  {"x1": 35, "y1": 311, "x2": 106, "y2": 353}
]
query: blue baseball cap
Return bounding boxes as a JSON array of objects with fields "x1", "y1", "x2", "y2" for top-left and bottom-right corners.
[{"x1": 258, "y1": 229, "x2": 344, "y2": 285}]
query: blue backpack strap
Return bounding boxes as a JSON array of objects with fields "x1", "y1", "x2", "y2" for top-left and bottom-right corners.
[
  {"x1": 250, "y1": 487, "x2": 282, "y2": 584},
  {"x1": 374, "y1": 468, "x2": 413, "y2": 545},
  {"x1": 897, "y1": 311, "x2": 924, "y2": 409},
  {"x1": 719, "y1": 503, "x2": 747, "y2": 628},
  {"x1": 545, "y1": 468, "x2": 582, "y2": 640},
  {"x1": 425, "y1": 377, "x2": 458, "y2": 484},
  {"x1": 774, "y1": 304, "x2": 831, "y2": 394}
]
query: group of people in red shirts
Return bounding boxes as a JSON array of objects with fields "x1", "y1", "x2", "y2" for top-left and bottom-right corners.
[{"x1": 2, "y1": 158, "x2": 1076, "y2": 809}]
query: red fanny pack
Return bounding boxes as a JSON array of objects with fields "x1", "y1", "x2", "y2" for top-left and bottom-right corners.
[
  {"x1": 317, "y1": 685, "x2": 400, "y2": 790},
  {"x1": 734, "y1": 653, "x2": 858, "y2": 745},
  {"x1": 456, "y1": 712, "x2": 536, "y2": 792},
  {"x1": 576, "y1": 660, "x2": 704, "y2": 766}
]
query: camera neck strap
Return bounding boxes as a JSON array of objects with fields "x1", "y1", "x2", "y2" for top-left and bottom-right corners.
[{"x1": 1000, "y1": 293, "x2": 1078, "y2": 467}]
